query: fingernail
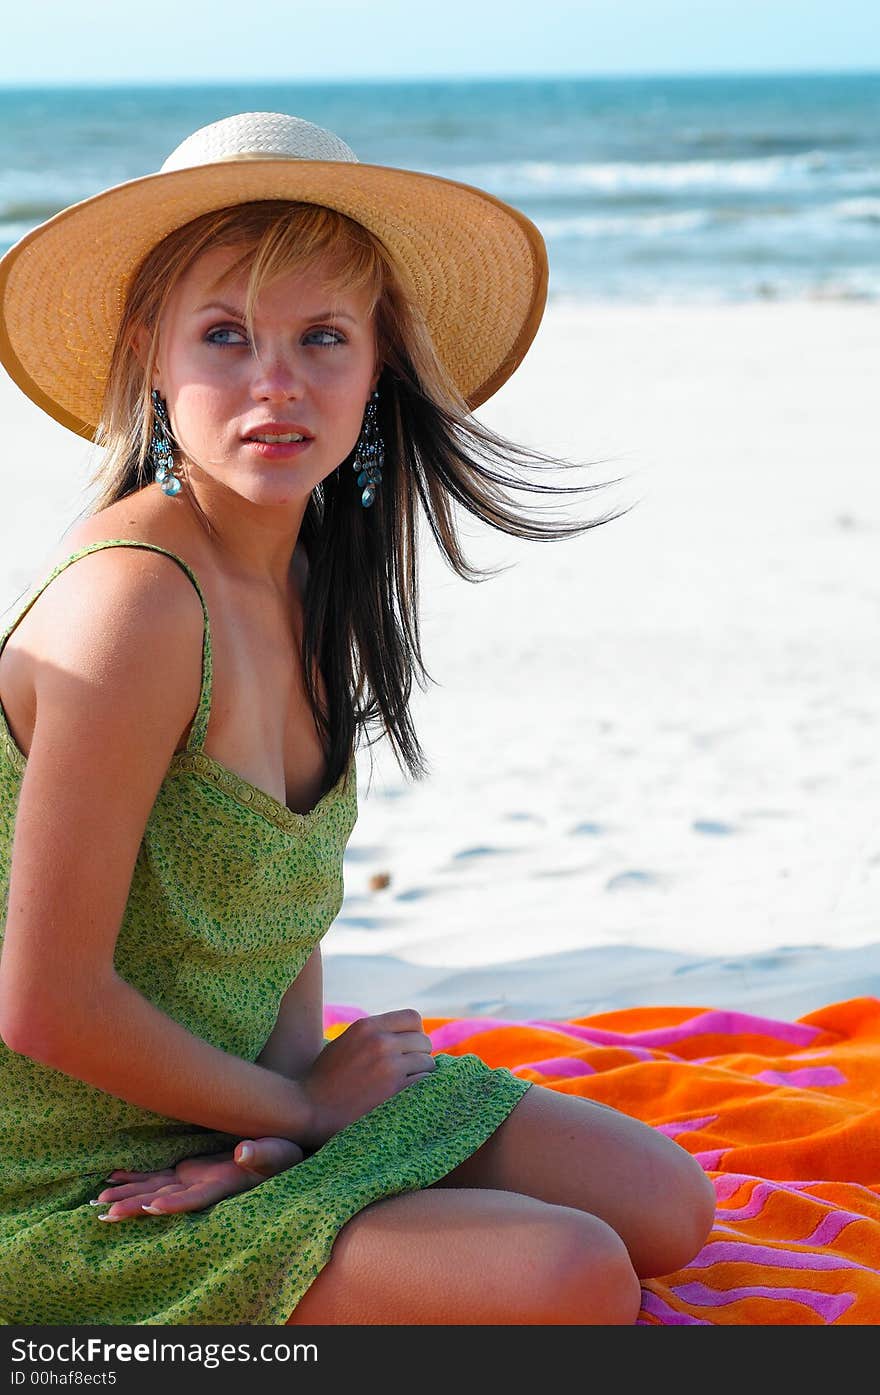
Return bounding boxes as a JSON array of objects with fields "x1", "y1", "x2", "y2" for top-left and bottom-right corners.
[
  {"x1": 97, "y1": 1213, "x2": 117, "y2": 1222},
  {"x1": 88, "y1": 1199, "x2": 103, "y2": 1206},
  {"x1": 237, "y1": 1144, "x2": 253, "y2": 1163},
  {"x1": 141, "y1": 1204, "x2": 163, "y2": 1215}
]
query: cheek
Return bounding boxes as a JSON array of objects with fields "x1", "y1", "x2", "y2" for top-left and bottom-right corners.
[
  {"x1": 321, "y1": 371, "x2": 372, "y2": 433},
  {"x1": 169, "y1": 383, "x2": 233, "y2": 455},
  {"x1": 174, "y1": 379, "x2": 229, "y2": 418}
]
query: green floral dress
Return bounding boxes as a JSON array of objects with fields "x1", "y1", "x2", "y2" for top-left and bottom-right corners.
[{"x1": 0, "y1": 540, "x2": 531, "y2": 1326}]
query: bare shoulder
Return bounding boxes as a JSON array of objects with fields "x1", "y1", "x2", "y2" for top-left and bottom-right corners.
[
  {"x1": 41, "y1": 490, "x2": 197, "y2": 576},
  {"x1": 7, "y1": 523, "x2": 207, "y2": 765},
  {"x1": 21, "y1": 493, "x2": 206, "y2": 681},
  {"x1": 29, "y1": 540, "x2": 205, "y2": 723}
]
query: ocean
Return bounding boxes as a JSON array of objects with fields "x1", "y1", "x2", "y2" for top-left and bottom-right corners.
[{"x1": 0, "y1": 72, "x2": 878, "y2": 302}]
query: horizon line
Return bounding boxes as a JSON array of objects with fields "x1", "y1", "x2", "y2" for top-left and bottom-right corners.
[{"x1": 0, "y1": 65, "x2": 879, "y2": 91}]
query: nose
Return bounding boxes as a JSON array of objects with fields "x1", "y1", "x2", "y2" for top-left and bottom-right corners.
[{"x1": 248, "y1": 345, "x2": 305, "y2": 403}]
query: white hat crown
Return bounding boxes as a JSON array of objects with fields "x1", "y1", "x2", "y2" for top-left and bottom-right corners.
[{"x1": 160, "y1": 111, "x2": 359, "y2": 174}]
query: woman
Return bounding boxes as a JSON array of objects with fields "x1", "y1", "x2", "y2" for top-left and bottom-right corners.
[{"x1": 0, "y1": 112, "x2": 715, "y2": 1326}]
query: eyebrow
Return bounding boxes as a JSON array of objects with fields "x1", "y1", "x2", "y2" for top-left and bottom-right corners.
[{"x1": 195, "y1": 300, "x2": 358, "y2": 323}]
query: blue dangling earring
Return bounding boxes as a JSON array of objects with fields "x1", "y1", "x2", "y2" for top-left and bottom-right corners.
[
  {"x1": 150, "y1": 389, "x2": 184, "y2": 497},
  {"x1": 352, "y1": 390, "x2": 383, "y2": 508}
]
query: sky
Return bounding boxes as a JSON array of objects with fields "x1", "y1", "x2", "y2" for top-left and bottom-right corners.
[{"x1": 2, "y1": 0, "x2": 879, "y2": 86}]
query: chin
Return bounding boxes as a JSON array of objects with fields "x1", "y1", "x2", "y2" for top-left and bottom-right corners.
[{"x1": 204, "y1": 466, "x2": 311, "y2": 503}]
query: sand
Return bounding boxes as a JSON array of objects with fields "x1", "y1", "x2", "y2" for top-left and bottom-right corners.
[{"x1": 3, "y1": 299, "x2": 879, "y2": 1022}]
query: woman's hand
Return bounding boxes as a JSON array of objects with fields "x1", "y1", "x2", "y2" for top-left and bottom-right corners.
[
  {"x1": 91, "y1": 1137, "x2": 304, "y2": 1222},
  {"x1": 301, "y1": 1008, "x2": 436, "y2": 1149}
]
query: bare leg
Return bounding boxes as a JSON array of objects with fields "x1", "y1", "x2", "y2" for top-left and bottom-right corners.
[
  {"x1": 287, "y1": 1187, "x2": 642, "y2": 1325},
  {"x1": 432, "y1": 1084, "x2": 716, "y2": 1278}
]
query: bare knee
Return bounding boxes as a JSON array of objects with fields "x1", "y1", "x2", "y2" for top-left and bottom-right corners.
[
  {"x1": 532, "y1": 1207, "x2": 642, "y2": 1326},
  {"x1": 637, "y1": 1150, "x2": 717, "y2": 1279},
  {"x1": 288, "y1": 1190, "x2": 642, "y2": 1326}
]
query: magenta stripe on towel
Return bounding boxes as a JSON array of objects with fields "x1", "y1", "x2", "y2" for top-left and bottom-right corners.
[
  {"x1": 754, "y1": 1066, "x2": 846, "y2": 1088},
  {"x1": 714, "y1": 1176, "x2": 870, "y2": 1226},
  {"x1": 429, "y1": 1017, "x2": 514, "y2": 1050},
  {"x1": 323, "y1": 1004, "x2": 369, "y2": 1027},
  {"x1": 527, "y1": 1009, "x2": 820, "y2": 1050},
  {"x1": 671, "y1": 1280, "x2": 855, "y2": 1322},
  {"x1": 511, "y1": 1055, "x2": 596, "y2": 1078},
  {"x1": 638, "y1": 1291, "x2": 711, "y2": 1325},
  {"x1": 687, "y1": 1240, "x2": 865, "y2": 1272},
  {"x1": 805, "y1": 1211, "x2": 865, "y2": 1247},
  {"x1": 658, "y1": 1114, "x2": 719, "y2": 1138}
]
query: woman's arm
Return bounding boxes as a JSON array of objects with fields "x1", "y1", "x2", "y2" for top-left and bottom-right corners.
[
  {"x1": 0, "y1": 547, "x2": 434, "y2": 1150},
  {"x1": 255, "y1": 946, "x2": 327, "y2": 1080},
  {"x1": 0, "y1": 549, "x2": 320, "y2": 1145}
]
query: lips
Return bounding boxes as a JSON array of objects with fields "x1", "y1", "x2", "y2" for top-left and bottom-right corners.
[
  {"x1": 243, "y1": 422, "x2": 313, "y2": 443},
  {"x1": 249, "y1": 433, "x2": 306, "y2": 443}
]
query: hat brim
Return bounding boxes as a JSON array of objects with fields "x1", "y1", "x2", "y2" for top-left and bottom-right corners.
[{"x1": 0, "y1": 158, "x2": 548, "y2": 441}]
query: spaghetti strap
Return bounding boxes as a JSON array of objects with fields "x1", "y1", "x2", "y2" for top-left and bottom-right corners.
[{"x1": 0, "y1": 538, "x2": 213, "y2": 755}]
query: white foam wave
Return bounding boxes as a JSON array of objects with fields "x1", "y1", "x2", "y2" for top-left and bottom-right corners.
[
  {"x1": 830, "y1": 197, "x2": 880, "y2": 223},
  {"x1": 540, "y1": 210, "x2": 712, "y2": 239},
  {"x1": 442, "y1": 151, "x2": 875, "y2": 197}
]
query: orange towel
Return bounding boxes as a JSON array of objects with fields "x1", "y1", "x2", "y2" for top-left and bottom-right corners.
[{"x1": 326, "y1": 996, "x2": 880, "y2": 1324}]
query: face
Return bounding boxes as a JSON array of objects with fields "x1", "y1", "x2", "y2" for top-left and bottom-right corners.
[{"x1": 150, "y1": 245, "x2": 379, "y2": 507}]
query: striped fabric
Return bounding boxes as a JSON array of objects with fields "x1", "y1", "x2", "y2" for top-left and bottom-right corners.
[{"x1": 325, "y1": 995, "x2": 880, "y2": 1325}]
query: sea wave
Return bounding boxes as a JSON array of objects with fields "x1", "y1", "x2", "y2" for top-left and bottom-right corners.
[
  {"x1": 540, "y1": 210, "x2": 712, "y2": 239},
  {"x1": 440, "y1": 152, "x2": 877, "y2": 198},
  {"x1": 539, "y1": 200, "x2": 880, "y2": 242},
  {"x1": 830, "y1": 197, "x2": 880, "y2": 225}
]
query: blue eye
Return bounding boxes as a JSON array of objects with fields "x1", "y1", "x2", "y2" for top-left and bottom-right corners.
[
  {"x1": 206, "y1": 326, "x2": 247, "y2": 345},
  {"x1": 305, "y1": 328, "x2": 345, "y2": 346}
]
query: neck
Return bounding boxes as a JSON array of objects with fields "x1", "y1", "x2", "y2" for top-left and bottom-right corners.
[{"x1": 178, "y1": 469, "x2": 308, "y2": 593}]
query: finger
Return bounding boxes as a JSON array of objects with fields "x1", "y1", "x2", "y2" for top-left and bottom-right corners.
[
  {"x1": 404, "y1": 1053, "x2": 437, "y2": 1077},
  {"x1": 403, "y1": 1069, "x2": 436, "y2": 1085},
  {"x1": 234, "y1": 1138, "x2": 304, "y2": 1176},
  {"x1": 99, "y1": 1185, "x2": 189, "y2": 1221},
  {"x1": 393, "y1": 1031, "x2": 435, "y2": 1056},
  {"x1": 141, "y1": 1183, "x2": 222, "y2": 1215},
  {"x1": 117, "y1": 1185, "x2": 190, "y2": 1216},
  {"x1": 93, "y1": 1173, "x2": 177, "y2": 1204},
  {"x1": 366, "y1": 1008, "x2": 423, "y2": 1034}
]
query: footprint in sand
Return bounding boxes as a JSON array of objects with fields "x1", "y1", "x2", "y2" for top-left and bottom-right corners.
[
  {"x1": 692, "y1": 819, "x2": 738, "y2": 836},
  {"x1": 344, "y1": 844, "x2": 386, "y2": 863},
  {"x1": 605, "y1": 869, "x2": 661, "y2": 892},
  {"x1": 452, "y1": 845, "x2": 510, "y2": 860},
  {"x1": 569, "y1": 821, "x2": 605, "y2": 837},
  {"x1": 335, "y1": 913, "x2": 390, "y2": 930}
]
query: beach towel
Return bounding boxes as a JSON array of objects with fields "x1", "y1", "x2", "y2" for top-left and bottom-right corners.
[{"x1": 326, "y1": 995, "x2": 880, "y2": 1324}]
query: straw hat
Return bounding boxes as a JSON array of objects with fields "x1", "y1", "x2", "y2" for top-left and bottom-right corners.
[{"x1": 0, "y1": 111, "x2": 548, "y2": 440}]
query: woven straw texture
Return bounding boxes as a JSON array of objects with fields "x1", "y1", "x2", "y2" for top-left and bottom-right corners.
[{"x1": 0, "y1": 112, "x2": 548, "y2": 438}]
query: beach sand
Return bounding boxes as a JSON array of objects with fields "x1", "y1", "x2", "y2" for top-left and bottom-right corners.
[{"x1": 3, "y1": 300, "x2": 878, "y2": 1022}]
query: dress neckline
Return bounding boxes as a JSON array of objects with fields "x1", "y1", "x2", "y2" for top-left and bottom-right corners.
[
  {"x1": 0, "y1": 538, "x2": 356, "y2": 839},
  {"x1": 0, "y1": 698, "x2": 355, "y2": 839},
  {"x1": 168, "y1": 747, "x2": 356, "y2": 835}
]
